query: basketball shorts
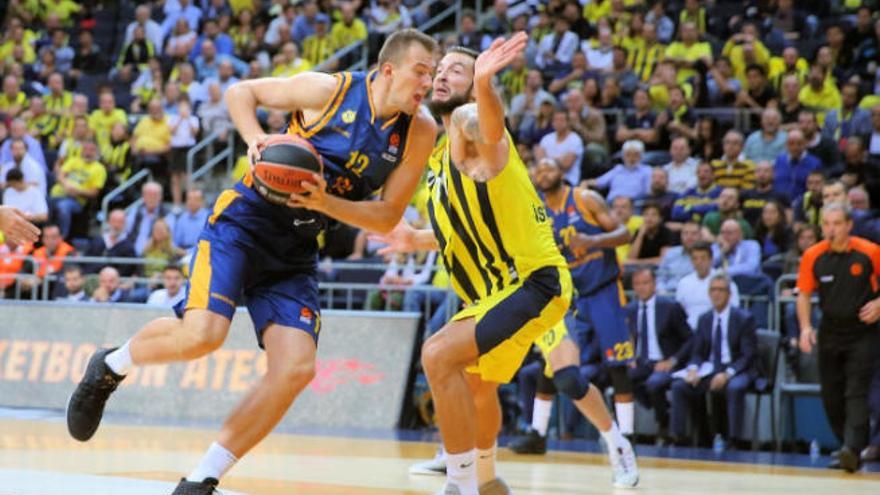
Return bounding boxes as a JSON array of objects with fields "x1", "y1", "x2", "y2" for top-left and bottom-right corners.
[
  {"x1": 173, "y1": 188, "x2": 323, "y2": 347},
  {"x1": 572, "y1": 280, "x2": 634, "y2": 366},
  {"x1": 457, "y1": 266, "x2": 572, "y2": 384},
  {"x1": 534, "y1": 316, "x2": 570, "y2": 378}
]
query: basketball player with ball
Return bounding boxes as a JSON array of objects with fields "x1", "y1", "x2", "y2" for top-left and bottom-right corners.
[{"x1": 66, "y1": 29, "x2": 438, "y2": 494}]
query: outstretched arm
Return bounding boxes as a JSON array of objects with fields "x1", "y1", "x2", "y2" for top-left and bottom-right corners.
[{"x1": 368, "y1": 218, "x2": 440, "y2": 254}]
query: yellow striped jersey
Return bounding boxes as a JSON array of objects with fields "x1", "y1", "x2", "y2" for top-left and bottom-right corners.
[
  {"x1": 302, "y1": 34, "x2": 335, "y2": 66},
  {"x1": 709, "y1": 158, "x2": 756, "y2": 190},
  {"x1": 426, "y1": 132, "x2": 566, "y2": 305}
]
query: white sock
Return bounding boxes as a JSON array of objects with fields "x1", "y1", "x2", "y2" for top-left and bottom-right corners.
[
  {"x1": 446, "y1": 449, "x2": 478, "y2": 495},
  {"x1": 531, "y1": 398, "x2": 552, "y2": 437},
  {"x1": 187, "y1": 442, "x2": 238, "y2": 482},
  {"x1": 104, "y1": 341, "x2": 133, "y2": 376},
  {"x1": 600, "y1": 421, "x2": 627, "y2": 451},
  {"x1": 476, "y1": 442, "x2": 496, "y2": 485},
  {"x1": 615, "y1": 401, "x2": 634, "y2": 435}
]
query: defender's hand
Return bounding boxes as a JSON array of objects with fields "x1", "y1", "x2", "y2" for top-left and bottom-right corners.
[
  {"x1": 0, "y1": 206, "x2": 40, "y2": 246},
  {"x1": 368, "y1": 219, "x2": 419, "y2": 255},
  {"x1": 247, "y1": 133, "x2": 271, "y2": 169},
  {"x1": 474, "y1": 32, "x2": 528, "y2": 83}
]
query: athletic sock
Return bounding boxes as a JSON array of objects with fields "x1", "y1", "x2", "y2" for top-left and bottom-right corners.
[
  {"x1": 531, "y1": 398, "x2": 552, "y2": 437},
  {"x1": 476, "y1": 442, "x2": 497, "y2": 485},
  {"x1": 615, "y1": 401, "x2": 634, "y2": 435},
  {"x1": 104, "y1": 340, "x2": 132, "y2": 376},
  {"x1": 600, "y1": 421, "x2": 627, "y2": 451},
  {"x1": 187, "y1": 442, "x2": 238, "y2": 483},
  {"x1": 446, "y1": 449, "x2": 479, "y2": 495}
]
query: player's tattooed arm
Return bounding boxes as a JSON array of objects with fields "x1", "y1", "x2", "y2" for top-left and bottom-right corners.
[{"x1": 451, "y1": 103, "x2": 484, "y2": 144}]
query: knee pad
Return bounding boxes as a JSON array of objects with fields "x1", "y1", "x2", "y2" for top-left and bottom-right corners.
[
  {"x1": 553, "y1": 365, "x2": 590, "y2": 400},
  {"x1": 537, "y1": 369, "x2": 557, "y2": 395},
  {"x1": 608, "y1": 366, "x2": 633, "y2": 395}
]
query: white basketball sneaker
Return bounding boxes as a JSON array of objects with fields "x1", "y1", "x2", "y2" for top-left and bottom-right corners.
[
  {"x1": 608, "y1": 436, "x2": 639, "y2": 488},
  {"x1": 410, "y1": 448, "x2": 447, "y2": 476}
]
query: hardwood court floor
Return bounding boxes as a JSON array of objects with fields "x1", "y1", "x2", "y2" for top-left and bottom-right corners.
[{"x1": 0, "y1": 417, "x2": 878, "y2": 494}]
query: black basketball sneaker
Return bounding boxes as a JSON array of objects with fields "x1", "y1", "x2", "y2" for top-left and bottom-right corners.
[
  {"x1": 171, "y1": 477, "x2": 221, "y2": 494},
  {"x1": 66, "y1": 347, "x2": 125, "y2": 441}
]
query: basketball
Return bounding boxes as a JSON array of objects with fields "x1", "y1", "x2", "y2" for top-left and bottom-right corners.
[{"x1": 252, "y1": 134, "x2": 323, "y2": 205}]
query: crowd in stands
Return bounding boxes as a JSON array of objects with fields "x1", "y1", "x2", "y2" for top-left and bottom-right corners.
[{"x1": 2, "y1": 0, "x2": 880, "y2": 451}]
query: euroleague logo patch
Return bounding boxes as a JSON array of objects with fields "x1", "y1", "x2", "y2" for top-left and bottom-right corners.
[
  {"x1": 300, "y1": 307, "x2": 314, "y2": 325},
  {"x1": 851, "y1": 262, "x2": 864, "y2": 277}
]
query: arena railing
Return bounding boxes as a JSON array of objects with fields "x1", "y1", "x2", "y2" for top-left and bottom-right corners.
[{"x1": 100, "y1": 168, "x2": 152, "y2": 226}]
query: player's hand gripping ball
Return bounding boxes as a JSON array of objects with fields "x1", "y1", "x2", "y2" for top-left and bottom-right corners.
[{"x1": 252, "y1": 134, "x2": 323, "y2": 206}]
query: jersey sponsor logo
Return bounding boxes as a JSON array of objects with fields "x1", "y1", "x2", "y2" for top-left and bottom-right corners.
[
  {"x1": 341, "y1": 109, "x2": 357, "y2": 124},
  {"x1": 293, "y1": 218, "x2": 316, "y2": 227},
  {"x1": 382, "y1": 152, "x2": 397, "y2": 162},
  {"x1": 330, "y1": 125, "x2": 351, "y2": 138},
  {"x1": 851, "y1": 262, "x2": 864, "y2": 276},
  {"x1": 820, "y1": 275, "x2": 834, "y2": 283}
]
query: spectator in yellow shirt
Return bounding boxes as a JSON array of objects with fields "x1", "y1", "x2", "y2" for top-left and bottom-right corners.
[
  {"x1": 40, "y1": 0, "x2": 82, "y2": 26},
  {"x1": 42, "y1": 72, "x2": 72, "y2": 120},
  {"x1": 799, "y1": 65, "x2": 841, "y2": 125},
  {"x1": 611, "y1": 195, "x2": 643, "y2": 262},
  {"x1": 0, "y1": 24, "x2": 36, "y2": 65},
  {"x1": 132, "y1": 99, "x2": 172, "y2": 175},
  {"x1": 331, "y1": 2, "x2": 368, "y2": 49},
  {"x1": 0, "y1": 75, "x2": 27, "y2": 118},
  {"x1": 665, "y1": 21, "x2": 712, "y2": 84},
  {"x1": 271, "y1": 42, "x2": 313, "y2": 77},
  {"x1": 88, "y1": 92, "x2": 128, "y2": 151},
  {"x1": 302, "y1": 15, "x2": 335, "y2": 68},
  {"x1": 722, "y1": 23, "x2": 770, "y2": 84},
  {"x1": 50, "y1": 140, "x2": 107, "y2": 238}
]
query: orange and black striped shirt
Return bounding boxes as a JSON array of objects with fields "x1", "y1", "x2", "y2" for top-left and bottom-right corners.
[{"x1": 797, "y1": 236, "x2": 880, "y2": 328}]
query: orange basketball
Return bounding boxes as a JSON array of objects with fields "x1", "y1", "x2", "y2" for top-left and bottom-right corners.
[{"x1": 252, "y1": 134, "x2": 324, "y2": 205}]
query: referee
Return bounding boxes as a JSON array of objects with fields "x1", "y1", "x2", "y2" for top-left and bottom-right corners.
[{"x1": 797, "y1": 202, "x2": 880, "y2": 472}]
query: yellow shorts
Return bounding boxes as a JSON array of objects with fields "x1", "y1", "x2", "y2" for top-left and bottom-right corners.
[
  {"x1": 458, "y1": 266, "x2": 572, "y2": 384},
  {"x1": 534, "y1": 320, "x2": 569, "y2": 378}
]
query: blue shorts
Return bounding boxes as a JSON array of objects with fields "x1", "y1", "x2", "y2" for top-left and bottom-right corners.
[
  {"x1": 571, "y1": 280, "x2": 634, "y2": 366},
  {"x1": 174, "y1": 187, "x2": 324, "y2": 347}
]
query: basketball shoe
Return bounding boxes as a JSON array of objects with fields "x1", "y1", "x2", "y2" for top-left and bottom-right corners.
[
  {"x1": 508, "y1": 428, "x2": 547, "y2": 454},
  {"x1": 479, "y1": 477, "x2": 512, "y2": 494},
  {"x1": 608, "y1": 435, "x2": 639, "y2": 488},
  {"x1": 171, "y1": 477, "x2": 221, "y2": 494},
  {"x1": 409, "y1": 448, "x2": 447, "y2": 475},
  {"x1": 66, "y1": 348, "x2": 125, "y2": 441}
]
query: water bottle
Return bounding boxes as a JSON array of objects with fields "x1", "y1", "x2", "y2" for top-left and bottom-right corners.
[
  {"x1": 809, "y1": 439, "x2": 821, "y2": 460},
  {"x1": 713, "y1": 434, "x2": 725, "y2": 454}
]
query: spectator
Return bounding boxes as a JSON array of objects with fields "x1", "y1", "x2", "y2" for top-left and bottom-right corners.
[
  {"x1": 656, "y1": 85, "x2": 697, "y2": 146},
  {"x1": 191, "y1": 18, "x2": 234, "y2": 59},
  {"x1": 869, "y1": 105, "x2": 880, "y2": 160},
  {"x1": 743, "y1": 108, "x2": 787, "y2": 164},
  {"x1": 161, "y1": 0, "x2": 203, "y2": 41},
  {"x1": 823, "y1": 82, "x2": 872, "y2": 147},
  {"x1": 670, "y1": 274, "x2": 757, "y2": 449},
  {"x1": 822, "y1": 180, "x2": 880, "y2": 245},
  {"x1": 481, "y1": 0, "x2": 511, "y2": 38},
  {"x1": 645, "y1": 0, "x2": 675, "y2": 44},
  {"x1": 535, "y1": 18, "x2": 579, "y2": 78},
  {"x1": 741, "y1": 161, "x2": 791, "y2": 227},
  {"x1": 630, "y1": 21, "x2": 666, "y2": 83},
  {"x1": 779, "y1": 74, "x2": 805, "y2": 129},
  {"x1": 754, "y1": 200, "x2": 793, "y2": 261},
  {"x1": 627, "y1": 267, "x2": 693, "y2": 443},
  {"x1": 23, "y1": 224, "x2": 75, "y2": 295},
  {"x1": 90, "y1": 266, "x2": 141, "y2": 303},
  {"x1": 702, "y1": 187, "x2": 754, "y2": 240},
  {"x1": 271, "y1": 42, "x2": 313, "y2": 77},
  {"x1": 693, "y1": 116, "x2": 723, "y2": 162},
  {"x1": 143, "y1": 218, "x2": 184, "y2": 279},
  {"x1": 168, "y1": 188, "x2": 209, "y2": 250},
  {"x1": 627, "y1": 203, "x2": 677, "y2": 266},
  {"x1": 792, "y1": 170, "x2": 826, "y2": 230},
  {"x1": 85, "y1": 208, "x2": 137, "y2": 276},
  {"x1": 294, "y1": 0, "x2": 324, "y2": 44},
  {"x1": 0, "y1": 119, "x2": 47, "y2": 172},
  {"x1": 2, "y1": 168, "x2": 47, "y2": 225},
  {"x1": 615, "y1": 88, "x2": 658, "y2": 149},
  {"x1": 132, "y1": 99, "x2": 172, "y2": 178},
  {"x1": 58, "y1": 264, "x2": 88, "y2": 302},
  {"x1": 0, "y1": 139, "x2": 46, "y2": 196},
  {"x1": 88, "y1": 92, "x2": 128, "y2": 151},
  {"x1": 736, "y1": 64, "x2": 778, "y2": 129},
  {"x1": 127, "y1": 182, "x2": 170, "y2": 257},
  {"x1": 635, "y1": 168, "x2": 677, "y2": 220},
  {"x1": 583, "y1": 27, "x2": 615, "y2": 75},
  {"x1": 676, "y1": 242, "x2": 741, "y2": 329},
  {"x1": 548, "y1": 52, "x2": 590, "y2": 97},
  {"x1": 117, "y1": 25, "x2": 155, "y2": 74},
  {"x1": 711, "y1": 130, "x2": 756, "y2": 190},
  {"x1": 724, "y1": 23, "x2": 771, "y2": 84},
  {"x1": 47, "y1": 28, "x2": 73, "y2": 72},
  {"x1": 561, "y1": 89, "x2": 607, "y2": 162},
  {"x1": 102, "y1": 123, "x2": 133, "y2": 195},
  {"x1": 22, "y1": 96, "x2": 54, "y2": 144},
  {"x1": 800, "y1": 110, "x2": 840, "y2": 171},
  {"x1": 265, "y1": 4, "x2": 297, "y2": 49},
  {"x1": 0, "y1": 75, "x2": 26, "y2": 119},
  {"x1": 612, "y1": 195, "x2": 642, "y2": 262},
  {"x1": 204, "y1": 60, "x2": 241, "y2": 95},
  {"x1": 588, "y1": 140, "x2": 651, "y2": 202},
  {"x1": 535, "y1": 110, "x2": 583, "y2": 188},
  {"x1": 124, "y1": 5, "x2": 164, "y2": 56},
  {"x1": 658, "y1": 220, "x2": 702, "y2": 294},
  {"x1": 509, "y1": 70, "x2": 554, "y2": 134},
  {"x1": 302, "y1": 15, "x2": 335, "y2": 68},
  {"x1": 518, "y1": 99, "x2": 555, "y2": 148},
  {"x1": 712, "y1": 219, "x2": 761, "y2": 277},
  {"x1": 671, "y1": 162, "x2": 722, "y2": 223},
  {"x1": 773, "y1": 129, "x2": 822, "y2": 200},
  {"x1": 706, "y1": 57, "x2": 741, "y2": 107},
  {"x1": 839, "y1": 137, "x2": 876, "y2": 195},
  {"x1": 49, "y1": 141, "x2": 106, "y2": 240},
  {"x1": 561, "y1": 1, "x2": 591, "y2": 40},
  {"x1": 177, "y1": 63, "x2": 207, "y2": 104},
  {"x1": 666, "y1": 21, "x2": 713, "y2": 85},
  {"x1": 147, "y1": 265, "x2": 186, "y2": 307},
  {"x1": 166, "y1": 18, "x2": 198, "y2": 61},
  {"x1": 198, "y1": 83, "x2": 230, "y2": 139},
  {"x1": 69, "y1": 30, "x2": 107, "y2": 80},
  {"x1": 455, "y1": 9, "x2": 483, "y2": 53},
  {"x1": 664, "y1": 137, "x2": 699, "y2": 195},
  {"x1": 167, "y1": 100, "x2": 200, "y2": 207},
  {"x1": 56, "y1": 116, "x2": 89, "y2": 168},
  {"x1": 799, "y1": 65, "x2": 841, "y2": 124}
]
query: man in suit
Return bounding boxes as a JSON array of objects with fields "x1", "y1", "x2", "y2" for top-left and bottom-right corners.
[
  {"x1": 670, "y1": 274, "x2": 757, "y2": 449},
  {"x1": 627, "y1": 268, "x2": 693, "y2": 443}
]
